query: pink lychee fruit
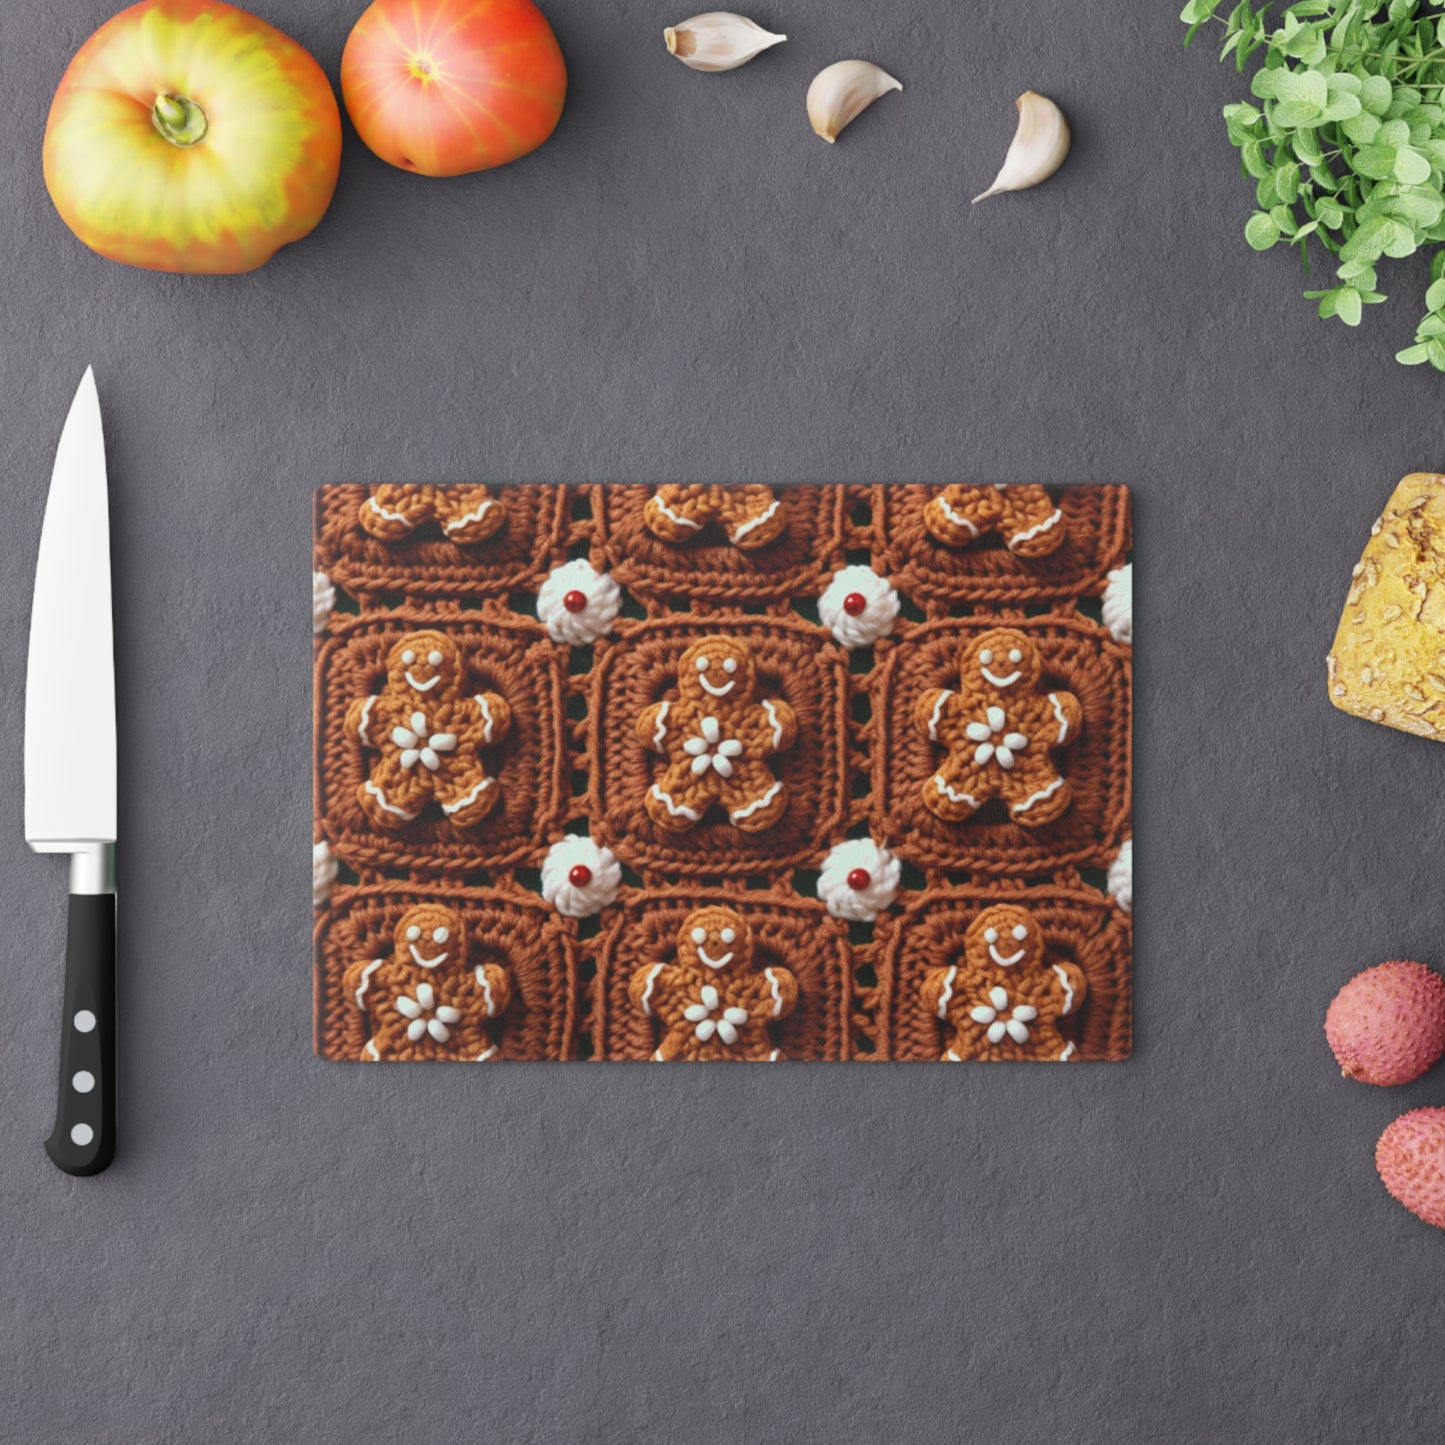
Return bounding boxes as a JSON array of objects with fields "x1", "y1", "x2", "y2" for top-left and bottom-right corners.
[
  {"x1": 1324, "y1": 960, "x2": 1445, "y2": 1086},
  {"x1": 1377, "y1": 1108, "x2": 1445, "y2": 1229}
]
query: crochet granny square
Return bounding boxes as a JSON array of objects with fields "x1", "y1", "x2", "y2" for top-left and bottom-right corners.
[{"x1": 313, "y1": 483, "x2": 1132, "y2": 1063}]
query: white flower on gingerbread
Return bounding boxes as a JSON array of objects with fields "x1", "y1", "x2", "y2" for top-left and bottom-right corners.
[
  {"x1": 683, "y1": 984, "x2": 750, "y2": 1044},
  {"x1": 969, "y1": 985, "x2": 1038, "y2": 1045}
]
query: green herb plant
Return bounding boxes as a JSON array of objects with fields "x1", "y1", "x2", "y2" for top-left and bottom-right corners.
[{"x1": 1182, "y1": 0, "x2": 1445, "y2": 369}]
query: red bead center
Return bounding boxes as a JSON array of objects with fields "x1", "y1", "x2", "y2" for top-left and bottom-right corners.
[
  {"x1": 568, "y1": 864, "x2": 593, "y2": 887},
  {"x1": 562, "y1": 589, "x2": 589, "y2": 613},
  {"x1": 842, "y1": 592, "x2": 868, "y2": 616},
  {"x1": 847, "y1": 868, "x2": 872, "y2": 891}
]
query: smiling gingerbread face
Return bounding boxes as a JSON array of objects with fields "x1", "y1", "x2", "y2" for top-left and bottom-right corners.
[
  {"x1": 676, "y1": 905, "x2": 753, "y2": 972},
  {"x1": 964, "y1": 905, "x2": 1045, "y2": 971},
  {"x1": 394, "y1": 903, "x2": 466, "y2": 969},
  {"x1": 676, "y1": 636, "x2": 757, "y2": 705},
  {"x1": 386, "y1": 631, "x2": 462, "y2": 698},
  {"x1": 965, "y1": 628, "x2": 1042, "y2": 692}
]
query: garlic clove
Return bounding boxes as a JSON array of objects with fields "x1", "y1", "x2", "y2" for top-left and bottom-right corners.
[
  {"x1": 806, "y1": 60, "x2": 902, "y2": 144},
  {"x1": 664, "y1": 12, "x2": 786, "y2": 72},
  {"x1": 972, "y1": 91, "x2": 1071, "y2": 202}
]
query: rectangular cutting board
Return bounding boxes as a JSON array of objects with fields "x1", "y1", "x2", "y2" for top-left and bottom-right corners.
[{"x1": 313, "y1": 483, "x2": 1132, "y2": 1062}]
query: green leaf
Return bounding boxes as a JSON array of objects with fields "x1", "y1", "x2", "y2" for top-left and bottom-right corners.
[
  {"x1": 1251, "y1": 68, "x2": 1282, "y2": 99},
  {"x1": 1180, "y1": 0, "x2": 1219, "y2": 20},
  {"x1": 1426, "y1": 277, "x2": 1445, "y2": 310},
  {"x1": 1335, "y1": 286, "x2": 1364, "y2": 324},
  {"x1": 1342, "y1": 111, "x2": 1382, "y2": 144},
  {"x1": 1293, "y1": 128, "x2": 1325, "y2": 163},
  {"x1": 1241, "y1": 138, "x2": 1271, "y2": 177},
  {"x1": 1273, "y1": 69, "x2": 1330, "y2": 107},
  {"x1": 1360, "y1": 74, "x2": 1393, "y2": 115},
  {"x1": 1427, "y1": 336, "x2": 1445, "y2": 369},
  {"x1": 1394, "y1": 145, "x2": 1434, "y2": 184},
  {"x1": 1245, "y1": 211, "x2": 1282, "y2": 249},
  {"x1": 1316, "y1": 198, "x2": 1345, "y2": 227},
  {"x1": 1355, "y1": 144, "x2": 1399, "y2": 179},
  {"x1": 1397, "y1": 343, "x2": 1432, "y2": 363},
  {"x1": 1274, "y1": 161, "x2": 1302, "y2": 202}
]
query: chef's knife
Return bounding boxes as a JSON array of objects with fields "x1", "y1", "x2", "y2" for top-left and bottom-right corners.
[{"x1": 25, "y1": 367, "x2": 117, "y2": 1177}]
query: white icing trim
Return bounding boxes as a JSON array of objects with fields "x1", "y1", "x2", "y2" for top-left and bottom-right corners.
[
  {"x1": 936, "y1": 965, "x2": 957, "y2": 1019},
  {"x1": 934, "y1": 775, "x2": 979, "y2": 810},
  {"x1": 442, "y1": 776, "x2": 493, "y2": 815},
  {"x1": 698, "y1": 947, "x2": 734, "y2": 970},
  {"x1": 1048, "y1": 692, "x2": 1070, "y2": 744},
  {"x1": 988, "y1": 944, "x2": 1025, "y2": 967},
  {"x1": 364, "y1": 780, "x2": 418, "y2": 821},
  {"x1": 731, "y1": 497, "x2": 781, "y2": 541},
  {"x1": 927, "y1": 690, "x2": 953, "y2": 741},
  {"x1": 1058, "y1": 1042, "x2": 1076, "y2": 1062},
  {"x1": 764, "y1": 966, "x2": 784, "y2": 1018},
  {"x1": 362, "y1": 1038, "x2": 380, "y2": 1060},
  {"x1": 475, "y1": 1045, "x2": 498, "y2": 1061},
  {"x1": 768, "y1": 1048, "x2": 782, "y2": 1061},
  {"x1": 652, "y1": 700, "x2": 670, "y2": 750},
  {"x1": 474, "y1": 966, "x2": 498, "y2": 1016},
  {"x1": 981, "y1": 667, "x2": 1022, "y2": 688},
  {"x1": 651, "y1": 1049, "x2": 665, "y2": 1061},
  {"x1": 698, "y1": 674, "x2": 735, "y2": 697},
  {"x1": 1009, "y1": 508, "x2": 1062, "y2": 546},
  {"x1": 476, "y1": 695, "x2": 496, "y2": 743},
  {"x1": 651, "y1": 494, "x2": 703, "y2": 531},
  {"x1": 639, "y1": 963, "x2": 664, "y2": 1016},
  {"x1": 1052, "y1": 963, "x2": 1075, "y2": 1016},
  {"x1": 405, "y1": 670, "x2": 441, "y2": 693},
  {"x1": 444, "y1": 498, "x2": 495, "y2": 533},
  {"x1": 730, "y1": 779, "x2": 782, "y2": 822},
  {"x1": 354, "y1": 958, "x2": 384, "y2": 1008},
  {"x1": 410, "y1": 945, "x2": 448, "y2": 968},
  {"x1": 357, "y1": 695, "x2": 376, "y2": 745},
  {"x1": 762, "y1": 699, "x2": 784, "y2": 749},
  {"x1": 1012, "y1": 775, "x2": 1064, "y2": 816},
  {"x1": 650, "y1": 784, "x2": 701, "y2": 822},
  {"x1": 937, "y1": 498, "x2": 980, "y2": 537},
  {"x1": 367, "y1": 497, "x2": 409, "y2": 524},
  {"x1": 943, "y1": 1048, "x2": 962, "y2": 1062}
]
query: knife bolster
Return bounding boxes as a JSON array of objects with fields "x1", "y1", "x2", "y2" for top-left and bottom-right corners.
[{"x1": 68, "y1": 842, "x2": 114, "y2": 895}]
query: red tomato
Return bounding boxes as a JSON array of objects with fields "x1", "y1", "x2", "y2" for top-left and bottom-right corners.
[{"x1": 341, "y1": 0, "x2": 566, "y2": 177}]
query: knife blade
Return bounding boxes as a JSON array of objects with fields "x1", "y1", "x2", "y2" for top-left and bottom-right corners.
[{"x1": 24, "y1": 367, "x2": 117, "y2": 1177}]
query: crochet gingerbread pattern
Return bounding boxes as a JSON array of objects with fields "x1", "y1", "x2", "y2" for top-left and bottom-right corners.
[
  {"x1": 629, "y1": 906, "x2": 798, "y2": 1060},
  {"x1": 344, "y1": 903, "x2": 512, "y2": 1061},
  {"x1": 920, "y1": 904, "x2": 1086, "y2": 1062},
  {"x1": 643, "y1": 484, "x2": 786, "y2": 550},
  {"x1": 345, "y1": 630, "x2": 512, "y2": 830},
  {"x1": 636, "y1": 635, "x2": 797, "y2": 833},
  {"x1": 914, "y1": 627, "x2": 1082, "y2": 828},
  {"x1": 923, "y1": 484, "x2": 1065, "y2": 558},
  {"x1": 359, "y1": 483, "x2": 507, "y2": 545}
]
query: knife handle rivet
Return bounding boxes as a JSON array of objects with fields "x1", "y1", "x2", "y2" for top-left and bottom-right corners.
[
  {"x1": 70, "y1": 1123, "x2": 93, "y2": 1147},
  {"x1": 73, "y1": 1009, "x2": 96, "y2": 1033},
  {"x1": 72, "y1": 1071, "x2": 95, "y2": 1093}
]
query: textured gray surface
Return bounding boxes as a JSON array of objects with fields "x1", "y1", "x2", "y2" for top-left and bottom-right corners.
[{"x1": 4, "y1": 0, "x2": 1445, "y2": 1439}]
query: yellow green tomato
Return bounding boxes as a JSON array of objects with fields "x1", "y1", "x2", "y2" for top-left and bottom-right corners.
[{"x1": 44, "y1": 0, "x2": 342, "y2": 274}]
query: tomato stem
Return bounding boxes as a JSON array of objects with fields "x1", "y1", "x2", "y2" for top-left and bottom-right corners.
[{"x1": 152, "y1": 93, "x2": 207, "y2": 147}]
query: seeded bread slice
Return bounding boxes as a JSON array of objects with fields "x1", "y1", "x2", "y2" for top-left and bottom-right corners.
[{"x1": 1327, "y1": 472, "x2": 1445, "y2": 740}]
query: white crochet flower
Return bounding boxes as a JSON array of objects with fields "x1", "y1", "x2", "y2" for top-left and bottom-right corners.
[
  {"x1": 969, "y1": 984, "x2": 1038, "y2": 1045},
  {"x1": 313, "y1": 840, "x2": 337, "y2": 908},
  {"x1": 817, "y1": 838, "x2": 902, "y2": 922},
  {"x1": 313, "y1": 570, "x2": 335, "y2": 634},
  {"x1": 394, "y1": 980, "x2": 462, "y2": 1043},
  {"x1": 1102, "y1": 564, "x2": 1132, "y2": 645},
  {"x1": 1108, "y1": 837, "x2": 1132, "y2": 914},
  {"x1": 537, "y1": 559, "x2": 622, "y2": 645},
  {"x1": 818, "y1": 565, "x2": 899, "y2": 649},
  {"x1": 684, "y1": 983, "x2": 750, "y2": 1044},
  {"x1": 541, "y1": 836, "x2": 623, "y2": 917}
]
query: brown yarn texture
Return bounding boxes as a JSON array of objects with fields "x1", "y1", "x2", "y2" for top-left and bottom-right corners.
[{"x1": 314, "y1": 482, "x2": 1132, "y2": 1062}]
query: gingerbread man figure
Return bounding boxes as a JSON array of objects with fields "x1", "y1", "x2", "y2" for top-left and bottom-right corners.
[
  {"x1": 923, "y1": 484, "x2": 1065, "y2": 558},
  {"x1": 921, "y1": 904, "x2": 1086, "y2": 1062},
  {"x1": 359, "y1": 484, "x2": 507, "y2": 545},
  {"x1": 629, "y1": 906, "x2": 797, "y2": 1061},
  {"x1": 344, "y1": 903, "x2": 512, "y2": 1061},
  {"x1": 345, "y1": 630, "x2": 511, "y2": 830},
  {"x1": 636, "y1": 635, "x2": 797, "y2": 833},
  {"x1": 915, "y1": 628, "x2": 1081, "y2": 828},
  {"x1": 643, "y1": 484, "x2": 787, "y2": 550}
]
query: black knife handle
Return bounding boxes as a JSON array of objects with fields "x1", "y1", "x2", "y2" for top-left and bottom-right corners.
[{"x1": 44, "y1": 893, "x2": 115, "y2": 1176}]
